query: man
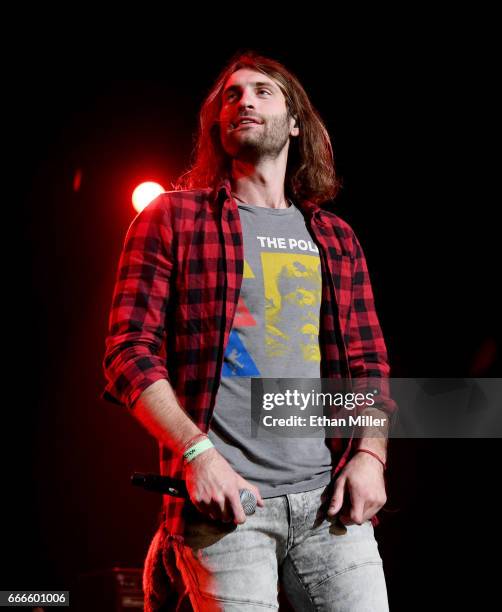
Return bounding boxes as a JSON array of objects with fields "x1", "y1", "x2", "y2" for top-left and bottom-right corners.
[{"x1": 103, "y1": 51, "x2": 397, "y2": 611}]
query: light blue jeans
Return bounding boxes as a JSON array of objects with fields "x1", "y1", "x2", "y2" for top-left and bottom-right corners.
[{"x1": 145, "y1": 484, "x2": 389, "y2": 611}]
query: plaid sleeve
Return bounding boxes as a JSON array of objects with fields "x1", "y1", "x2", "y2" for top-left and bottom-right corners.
[
  {"x1": 347, "y1": 231, "x2": 397, "y2": 415},
  {"x1": 102, "y1": 195, "x2": 174, "y2": 409}
]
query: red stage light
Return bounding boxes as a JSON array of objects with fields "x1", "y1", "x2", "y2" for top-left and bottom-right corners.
[{"x1": 132, "y1": 182, "x2": 165, "y2": 213}]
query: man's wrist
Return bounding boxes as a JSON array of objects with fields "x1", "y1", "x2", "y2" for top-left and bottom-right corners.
[
  {"x1": 182, "y1": 436, "x2": 214, "y2": 465},
  {"x1": 354, "y1": 407, "x2": 388, "y2": 464},
  {"x1": 354, "y1": 447, "x2": 387, "y2": 471},
  {"x1": 181, "y1": 432, "x2": 208, "y2": 453},
  {"x1": 354, "y1": 437, "x2": 387, "y2": 464}
]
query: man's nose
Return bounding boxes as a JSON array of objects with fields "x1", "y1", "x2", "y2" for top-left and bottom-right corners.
[{"x1": 238, "y1": 89, "x2": 255, "y2": 109}]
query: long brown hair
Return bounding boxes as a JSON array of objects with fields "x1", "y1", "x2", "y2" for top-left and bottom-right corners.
[{"x1": 176, "y1": 50, "x2": 341, "y2": 205}]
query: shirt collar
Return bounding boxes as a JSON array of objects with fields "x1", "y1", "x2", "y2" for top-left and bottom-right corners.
[{"x1": 213, "y1": 177, "x2": 322, "y2": 219}]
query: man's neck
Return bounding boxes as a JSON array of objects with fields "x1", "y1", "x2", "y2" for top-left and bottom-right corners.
[{"x1": 230, "y1": 155, "x2": 289, "y2": 209}]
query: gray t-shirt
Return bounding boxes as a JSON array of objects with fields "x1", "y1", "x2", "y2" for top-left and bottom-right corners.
[{"x1": 208, "y1": 201, "x2": 332, "y2": 497}]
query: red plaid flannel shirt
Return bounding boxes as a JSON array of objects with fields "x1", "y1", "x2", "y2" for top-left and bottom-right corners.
[{"x1": 102, "y1": 178, "x2": 396, "y2": 535}]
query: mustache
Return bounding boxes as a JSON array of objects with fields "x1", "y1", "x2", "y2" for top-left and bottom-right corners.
[{"x1": 214, "y1": 114, "x2": 264, "y2": 125}]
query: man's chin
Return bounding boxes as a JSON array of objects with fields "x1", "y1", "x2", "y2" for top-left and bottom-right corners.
[{"x1": 225, "y1": 141, "x2": 263, "y2": 162}]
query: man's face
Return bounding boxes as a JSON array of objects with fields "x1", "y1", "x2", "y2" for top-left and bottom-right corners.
[{"x1": 218, "y1": 68, "x2": 299, "y2": 161}]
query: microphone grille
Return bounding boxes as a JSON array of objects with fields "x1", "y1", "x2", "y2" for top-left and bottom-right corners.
[{"x1": 239, "y1": 489, "x2": 257, "y2": 515}]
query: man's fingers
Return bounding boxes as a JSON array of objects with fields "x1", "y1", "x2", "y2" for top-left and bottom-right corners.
[
  {"x1": 338, "y1": 496, "x2": 353, "y2": 524},
  {"x1": 220, "y1": 498, "x2": 233, "y2": 523},
  {"x1": 254, "y1": 487, "x2": 265, "y2": 508},
  {"x1": 243, "y1": 483, "x2": 264, "y2": 508},
  {"x1": 327, "y1": 477, "x2": 346, "y2": 517},
  {"x1": 349, "y1": 494, "x2": 365, "y2": 525},
  {"x1": 230, "y1": 493, "x2": 247, "y2": 525}
]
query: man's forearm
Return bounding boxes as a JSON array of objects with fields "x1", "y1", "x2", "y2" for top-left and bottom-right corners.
[
  {"x1": 132, "y1": 379, "x2": 205, "y2": 454},
  {"x1": 353, "y1": 407, "x2": 389, "y2": 463}
]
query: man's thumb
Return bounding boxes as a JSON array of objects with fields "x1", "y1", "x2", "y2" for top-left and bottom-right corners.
[{"x1": 327, "y1": 478, "x2": 345, "y2": 517}]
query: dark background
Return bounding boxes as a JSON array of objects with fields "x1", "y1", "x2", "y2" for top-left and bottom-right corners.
[{"x1": 4, "y1": 16, "x2": 499, "y2": 611}]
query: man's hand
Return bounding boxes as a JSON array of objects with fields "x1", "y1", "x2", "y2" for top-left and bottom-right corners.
[
  {"x1": 327, "y1": 452, "x2": 386, "y2": 525},
  {"x1": 185, "y1": 447, "x2": 265, "y2": 525}
]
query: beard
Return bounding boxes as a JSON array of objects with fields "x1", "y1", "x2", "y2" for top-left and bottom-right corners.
[{"x1": 220, "y1": 111, "x2": 291, "y2": 162}]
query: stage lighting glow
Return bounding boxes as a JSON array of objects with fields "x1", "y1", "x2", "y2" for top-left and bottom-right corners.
[{"x1": 132, "y1": 182, "x2": 165, "y2": 213}]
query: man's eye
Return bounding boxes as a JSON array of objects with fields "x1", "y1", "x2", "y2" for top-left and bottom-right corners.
[{"x1": 258, "y1": 89, "x2": 271, "y2": 95}]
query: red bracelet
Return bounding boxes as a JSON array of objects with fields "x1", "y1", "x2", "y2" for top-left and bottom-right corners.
[
  {"x1": 355, "y1": 448, "x2": 387, "y2": 471},
  {"x1": 182, "y1": 433, "x2": 207, "y2": 453}
]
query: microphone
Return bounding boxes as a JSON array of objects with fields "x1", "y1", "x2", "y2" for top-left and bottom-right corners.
[
  {"x1": 238, "y1": 488, "x2": 257, "y2": 515},
  {"x1": 131, "y1": 472, "x2": 257, "y2": 515}
]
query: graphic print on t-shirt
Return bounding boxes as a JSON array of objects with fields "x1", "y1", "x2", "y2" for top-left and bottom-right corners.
[
  {"x1": 222, "y1": 257, "x2": 260, "y2": 376},
  {"x1": 222, "y1": 247, "x2": 321, "y2": 376},
  {"x1": 263, "y1": 252, "x2": 321, "y2": 362},
  {"x1": 221, "y1": 329, "x2": 260, "y2": 376}
]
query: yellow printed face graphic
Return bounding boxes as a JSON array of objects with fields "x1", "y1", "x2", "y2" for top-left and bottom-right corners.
[{"x1": 262, "y1": 253, "x2": 322, "y2": 362}]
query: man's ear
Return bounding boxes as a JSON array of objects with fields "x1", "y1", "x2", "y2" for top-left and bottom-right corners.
[{"x1": 291, "y1": 116, "x2": 300, "y2": 136}]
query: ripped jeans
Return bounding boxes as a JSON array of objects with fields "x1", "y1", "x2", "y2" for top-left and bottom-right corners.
[{"x1": 143, "y1": 484, "x2": 389, "y2": 611}]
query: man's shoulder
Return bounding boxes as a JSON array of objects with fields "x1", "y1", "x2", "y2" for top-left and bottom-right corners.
[
  {"x1": 157, "y1": 188, "x2": 213, "y2": 208},
  {"x1": 138, "y1": 188, "x2": 214, "y2": 223},
  {"x1": 316, "y1": 207, "x2": 360, "y2": 251},
  {"x1": 320, "y1": 208, "x2": 352, "y2": 231}
]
